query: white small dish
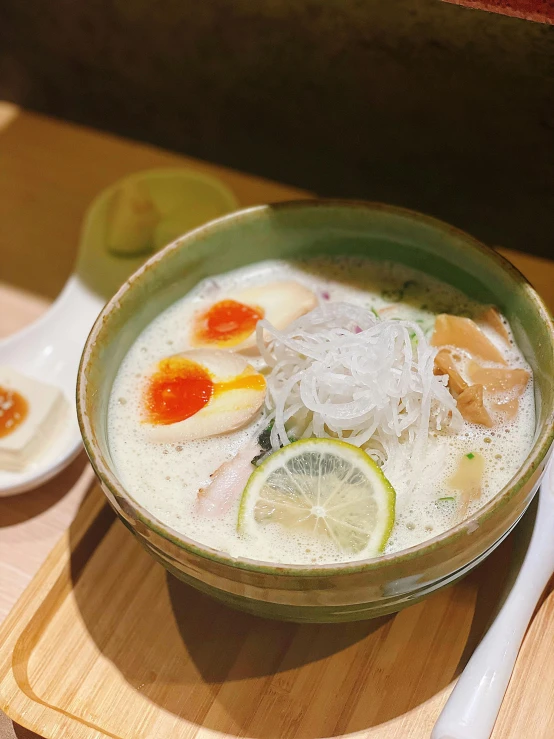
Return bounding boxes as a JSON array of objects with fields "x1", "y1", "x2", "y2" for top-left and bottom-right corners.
[{"x1": 0, "y1": 276, "x2": 103, "y2": 496}]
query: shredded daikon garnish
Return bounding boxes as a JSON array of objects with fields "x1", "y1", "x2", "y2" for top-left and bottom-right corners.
[{"x1": 256, "y1": 302, "x2": 461, "y2": 488}]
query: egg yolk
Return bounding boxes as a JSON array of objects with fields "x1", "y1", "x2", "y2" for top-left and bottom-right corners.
[
  {"x1": 144, "y1": 357, "x2": 214, "y2": 425},
  {"x1": 193, "y1": 299, "x2": 264, "y2": 347},
  {"x1": 0, "y1": 385, "x2": 28, "y2": 438},
  {"x1": 215, "y1": 372, "x2": 267, "y2": 395},
  {"x1": 144, "y1": 357, "x2": 266, "y2": 426}
]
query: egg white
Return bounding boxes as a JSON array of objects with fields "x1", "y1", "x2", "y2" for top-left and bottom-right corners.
[
  {"x1": 143, "y1": 349, "x2": 266, "y2": 443},
  {"x1": 191, "y1": 281, "x2": 318, "y2": 352}
]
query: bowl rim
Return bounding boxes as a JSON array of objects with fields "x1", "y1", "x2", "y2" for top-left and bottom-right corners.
[{"x1": 77, "y1": 198, "x2": 554, "y2": 577}]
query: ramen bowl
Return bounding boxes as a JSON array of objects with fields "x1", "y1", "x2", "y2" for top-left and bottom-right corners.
[{"x1": 77, "y1": 200, "x2": 554, "y2": 622}]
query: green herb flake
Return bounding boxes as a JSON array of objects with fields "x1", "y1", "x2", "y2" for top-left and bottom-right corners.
[
  {"x1": 437, "y1": 496, "x2": 455, "y2": 503},
  {"x1": 466, "y1": 452, "x2": 475, "y2": 460},
  {"x1": 252, "y1": 420, "x2": 295, "y2": 465},
  {"x1": 370, "y1": 306, "x2": 380, "y2": 318},
  {"x1": 252, "y1": 421, "x2": 274, "y2": 464}
]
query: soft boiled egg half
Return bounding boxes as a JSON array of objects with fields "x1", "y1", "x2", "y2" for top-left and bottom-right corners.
[
  {"x1": 142, "y1": 349, "x2": 266, "y2": 443},
  {"x1": 190, "y1": 281, "x2": 318, "y2": 351}
]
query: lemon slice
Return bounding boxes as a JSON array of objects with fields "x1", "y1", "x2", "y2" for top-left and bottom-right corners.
[{"x1": 238, "y1": 438, "x2": 395, "y2": 558}]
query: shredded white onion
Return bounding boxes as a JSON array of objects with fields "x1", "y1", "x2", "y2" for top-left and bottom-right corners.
[{"x1": 256, "y1": 302, "x2": 462, "y2": 489}]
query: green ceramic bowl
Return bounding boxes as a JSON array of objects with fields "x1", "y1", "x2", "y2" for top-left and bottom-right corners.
[{"x1": 77, "y1": 200, "x2": 554, "y2": 622}]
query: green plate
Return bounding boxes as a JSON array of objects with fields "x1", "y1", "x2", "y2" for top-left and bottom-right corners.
[{"x1": 75, "y1": 168, "x2": 238, "y2": 299}]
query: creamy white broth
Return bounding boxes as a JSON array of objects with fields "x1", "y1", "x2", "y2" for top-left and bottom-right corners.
[{"x1": 108, "y1": 258, "x2": 535, "y2": 564}]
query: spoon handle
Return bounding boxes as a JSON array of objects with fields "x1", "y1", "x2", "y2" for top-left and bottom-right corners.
[
  {"x1": 432, "y1": 460, "x2": 554, "y2": 739},
  {"x1": 0, "y1": 275, "x2": 104, "y2": 370}
]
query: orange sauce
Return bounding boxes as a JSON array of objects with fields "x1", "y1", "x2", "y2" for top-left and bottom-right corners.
[
  {"x1": 144, "y1": 357, "x2": 214, "y2": 425},
  {"x1": 214, "y1": 372, "x2": 266, "y2": 395},
  {"x1": 193, "y1": 299, "x2": 264, "y2": 347},
  {"x1": 0, "y1": 385, "x2": 29, "y2": 438}
]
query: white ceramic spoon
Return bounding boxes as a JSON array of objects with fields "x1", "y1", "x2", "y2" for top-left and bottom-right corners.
[
  {"x1": 0, "y1": 168, "x2": 237, "y2": 496},
  {"x1": 432, "y1": 456, "x2": 554, "y2": 739},
  {"x1": 0, "y1": 277, "x2": 103, "y2": 495}
]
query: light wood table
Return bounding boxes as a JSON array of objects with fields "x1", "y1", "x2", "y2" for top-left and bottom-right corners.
[{"x1": 1, "y1": 101, "x2": 553, "y2": 739}]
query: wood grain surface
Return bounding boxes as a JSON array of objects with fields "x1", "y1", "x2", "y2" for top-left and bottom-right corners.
[
  {"x1": 1, "y1": 102, "x2": 554, "y2": 739},
  {"x1": 0, "y1": 483, "x2": 529, "y2": 739},
  {"x1": 0, "y1": 472, "x2": 553, "y2": 739}
]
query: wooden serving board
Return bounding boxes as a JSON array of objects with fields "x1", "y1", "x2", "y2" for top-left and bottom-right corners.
[{"x1": 1, "y1": 481, "x2": 554, "y2": 739}]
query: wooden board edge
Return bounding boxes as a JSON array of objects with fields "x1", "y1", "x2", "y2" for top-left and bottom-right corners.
[{"x1": 0, "y1": 487, "x2": 111, "y2": 738}]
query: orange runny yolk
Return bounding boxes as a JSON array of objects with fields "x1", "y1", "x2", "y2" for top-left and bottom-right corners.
[
  {"x1": 193, "y1": 299, "x2": 264, "y2": 347},
  {"x1": 0, "y1": 385, "x2": 28, "y2": 438},
  {"x1": 144, "y1": 356, "x2": 266, "y2": 426}
]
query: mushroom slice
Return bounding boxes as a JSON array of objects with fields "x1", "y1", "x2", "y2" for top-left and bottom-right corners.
[
  {"x1": 468, "y1": 361, "x2": 529, "y2": 423},
  {"x1": 433, "y1": 349, "x2": 468, "y2": 395},
  {"x1": 480, "y1": 307, "x2": 511, "y2": 344},
  {"x1": 490, "y1": 397, "x2": 519, "y2": 421},
  {"x1": 456, "y1": 384, "x2": 493, "y2": 427},
  {"x1": 467, "y1": 361, "x2": 530, "y2": 396},
  {"x1": 431, "y1": 314, "x2": 506, "y2": 365}
]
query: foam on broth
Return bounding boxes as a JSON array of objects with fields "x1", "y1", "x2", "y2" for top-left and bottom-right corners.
[{"x1": 108, "y1": 258, "x2": 535, "y2": 564}]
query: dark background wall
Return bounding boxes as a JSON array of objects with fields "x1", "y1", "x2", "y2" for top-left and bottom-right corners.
[{"x1": 1, "y1": 1, "x2": 552, "y2": 258}]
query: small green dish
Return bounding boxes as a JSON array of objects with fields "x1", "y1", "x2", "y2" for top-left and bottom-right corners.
[
  {"x1": 76, "y1": 168, "x2": 238, "y2": 299},
  {"x1": 77, "y1": 200, "x2": 554, "y2": 622}
]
